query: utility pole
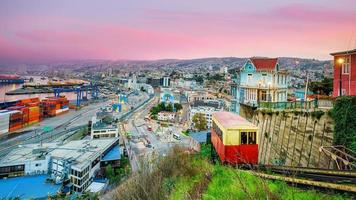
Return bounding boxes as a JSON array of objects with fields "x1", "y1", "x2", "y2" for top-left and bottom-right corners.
[{"x1": 304, "y1": 72, "x2": 309, "y2": 110}]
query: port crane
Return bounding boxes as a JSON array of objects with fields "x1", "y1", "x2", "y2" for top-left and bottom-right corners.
[{"x1": 53, "y1": 82, "x2": 99, "y2": 107}]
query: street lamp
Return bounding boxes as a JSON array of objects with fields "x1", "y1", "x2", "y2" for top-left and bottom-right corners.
[{"x1": 337, "y1": 58, "x2": 344, "y2": 96}]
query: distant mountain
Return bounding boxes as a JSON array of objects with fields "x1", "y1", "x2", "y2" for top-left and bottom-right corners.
[{"x1": 0, "y1": 57, "x2": 332, "y2": 74}]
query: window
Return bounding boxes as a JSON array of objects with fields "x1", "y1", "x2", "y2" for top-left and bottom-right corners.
[
  {"x1": 342, "y1": 57, "x2": 350, "y2": 74},
  {"x1": 247, "y1": 74, "x2": 252, "y2": 82},
  {"x1": 248, "y1": 132, "x2": 256, "y2": 144},
  {"x1": 240, "y1": 132, "x2": 248, "y2": 144},
  {"x1": 261, "y1": 91, "x2": 267, "y2": 101},
  {"x1": 277, "y1": 75, "x2": 280, "y2": 84},
  {"x1": 212, "y1": 121, "x2": 223, "y2": 141},
  {"x1": 240, "y1": 132, "x2": 256, "y2": 144}
]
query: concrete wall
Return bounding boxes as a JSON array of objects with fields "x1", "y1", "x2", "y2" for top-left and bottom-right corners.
[{"x1": 252, "y1": 110, "x2": 334, "y2": 169}]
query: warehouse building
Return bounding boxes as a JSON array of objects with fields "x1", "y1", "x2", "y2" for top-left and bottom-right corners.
[{"x1": 0, "y1": 138, "x2": 120, "y2": 193}]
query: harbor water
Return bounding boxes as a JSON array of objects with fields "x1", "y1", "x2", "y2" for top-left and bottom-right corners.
[{"x1": 0, "y1": 84, "x2": 80, "y2": 103}]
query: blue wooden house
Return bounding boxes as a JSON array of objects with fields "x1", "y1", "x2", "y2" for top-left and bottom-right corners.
[{"x1": 231, "y1": 58, "x2": 289, "y2": 114}]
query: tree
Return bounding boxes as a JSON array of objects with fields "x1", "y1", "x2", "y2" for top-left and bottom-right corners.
[
  {"x1": 192, "y1": 113, "x2": 207, "y2": 131},
  {"x1": 174, "y1": 103, "x2": 183, "y2": 111},
  {"x1": 106, "y1": 164, "x2": 115, "y2": 179},
  {"x1": 194, "y1": 75, "x2": 204, "y2": 84},
  {"x1": 309, "y1": 77, "x2": 333, "y2": 95},
  {"x1": 166, "y1": 104, "x2": 173, "y2": 112},
  {"x1": 102, "y1": 115, "x2": 113, "y2": 124}
]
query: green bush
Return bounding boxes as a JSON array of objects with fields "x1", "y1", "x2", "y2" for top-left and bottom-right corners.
[
  {"x1": 310, "y1": 110, "x2": 325, "y2": 119},
  {"x1": 331, "y1": 96, "x2": 356, "y2": 151}
]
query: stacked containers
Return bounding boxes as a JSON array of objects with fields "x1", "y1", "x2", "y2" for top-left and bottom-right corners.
[
  {"x1": 16, "y1": 97, "x2": 40, "y2": 106},
  {"x1": 41, "y1": 96, "x2": 69, "y2": 117},
  {"x1": 8, "y1": 106, "x2": 29, "y2": 126},
  {"x1": 41, "y1": 99, "x2": 57, "y2": 117},
  {"x1": 0, "y1": 111, "x2": 10, "y2": 136},
  {"x1": 9, "y1": 110, "x2": 22, "y2": 132},
  {"x1": 16, "y1": 97, "x2": 41, "y2": 125},
  {"x1": 56, "y1": 96, "x2": 69, "y2": 115}
]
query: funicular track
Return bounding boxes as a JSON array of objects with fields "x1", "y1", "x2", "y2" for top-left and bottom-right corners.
[{"x1": 249, "y1": 165, "x2": 356, "y2": 193}]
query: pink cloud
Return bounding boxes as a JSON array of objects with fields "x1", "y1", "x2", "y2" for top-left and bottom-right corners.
[{"x1": 1, "y1": 3, "x2": 356, "y2": 63}]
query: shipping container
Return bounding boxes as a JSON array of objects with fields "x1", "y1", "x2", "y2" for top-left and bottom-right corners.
[
  {"x1": 28, "y1": 106, "x2": 40, "y2": 124},
  {"x1": 7, "y1": 106, "x2": 29, "y2": 126},
  {"x1": 0, "y1": 110, "x2": 10, "y2": 136},
  {"x1": 16, "y1": 97, "x2": 40, "y2": 106},
  {"x1": 55, "y1": 107, "x2": 69, "y2": 115}
]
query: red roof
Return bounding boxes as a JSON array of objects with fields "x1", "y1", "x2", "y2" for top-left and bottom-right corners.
[{"x1": 250, "y1": 58, "x2": 278, "y2": 71}]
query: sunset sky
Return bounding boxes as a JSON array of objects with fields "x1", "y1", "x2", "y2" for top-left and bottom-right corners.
[{"x1": 0, "y1": 0, "x2": 356, "y2": 64}]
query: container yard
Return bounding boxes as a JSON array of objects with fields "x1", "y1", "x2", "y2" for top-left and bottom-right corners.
[{"x1": 0, "y1": 96, "x2": 70, "y2": 136}]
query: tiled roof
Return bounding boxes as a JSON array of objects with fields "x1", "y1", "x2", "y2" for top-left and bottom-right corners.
[{"x1": 250, "y1": 58, "x2": 278, "y2": 71}]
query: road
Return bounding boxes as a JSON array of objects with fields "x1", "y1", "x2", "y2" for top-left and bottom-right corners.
[
  {"x1": 122, "y1": 95, "x2": 192, "y2": 172},
  {"x1": 0, "y1": 91, "x2": 150, "y2": 158}
]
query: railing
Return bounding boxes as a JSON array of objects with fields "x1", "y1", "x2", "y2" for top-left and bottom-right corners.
[{"x1": 258, "y1": 99, "x2": 318, "y2": 110}]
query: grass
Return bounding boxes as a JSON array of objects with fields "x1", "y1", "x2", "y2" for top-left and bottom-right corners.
[
  {"x1": 203, "y1": 164, "x2": 350, "y2": 200},
  {"x1": 111, "y1": 144, "x2": 350, "y2": 200}
]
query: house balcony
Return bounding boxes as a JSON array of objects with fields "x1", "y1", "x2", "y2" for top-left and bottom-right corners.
[
  {"x1": 239, "y1": 84, "x2": 288, "y2": 90},
  {"x1": 239, "y1": 99, "x2": 318, "y2": 110}
]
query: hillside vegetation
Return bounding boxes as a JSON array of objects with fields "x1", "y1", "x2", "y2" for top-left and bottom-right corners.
[{"x1": 110, "y1": 145, "x2": 349, "y2": 200}]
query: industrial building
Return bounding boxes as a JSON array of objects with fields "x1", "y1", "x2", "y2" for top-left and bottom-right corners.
[
  {"x1": 0, "y1": 138, "x2": 120, "y2": 193},
  {"x1": 91, "y1": 116, "x2": 119, "y2": 139}
]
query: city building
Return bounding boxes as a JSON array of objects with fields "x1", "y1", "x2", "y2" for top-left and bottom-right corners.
[
  {"x1": 162, "y1": 76, "x2": 171, "y2": 87},
  {"x1": 91, "y1": 119, "x2": 119, "y2": 139},
  {"x1": 160, "y1": 88, "x2": 180, "y2": 104},
  {"x1": 189, "y1": 100, "x2": 223, "y2": 129},
  {"x1": 172, "y1": 78, "x2": 197, "y2": 89},
  {"x1": 220, "y1": 66, "x2": 228, "y2": 74},
  {"x1": 147, "y1": 77, "x2": 161, "y2": 87},
  {"x1": 157, "y1": 111, "x2": 176, "y2": 121},
  {"x1": 0, "y1": 138, "x2": 120, "y2": 192},
  {"x1": 147, "y1": 77, "x2": 171, "y2": 87},
  {"x1": 330, "y1": 49, "x2": 356, "y2": 97},
  {"x1": 230, "y1": 58, "x2": 289, "y2": 114},
  {"x1": 185, "y1": 90, "x2": 216, "y2": 104}
]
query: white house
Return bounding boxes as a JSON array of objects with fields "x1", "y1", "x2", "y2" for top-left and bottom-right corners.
[
  {"x1": 157, "y1": 111, "x2": 176, "y2": 122},
  {"x1": 189, "y1": 100, "x2": 223, "y2": 129}
]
